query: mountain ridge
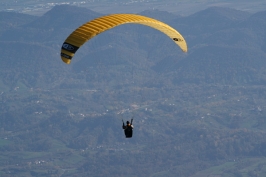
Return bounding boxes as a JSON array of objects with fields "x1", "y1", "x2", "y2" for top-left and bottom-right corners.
[{"x1": 1, "y1": 5, "x2": 266, "y2": 177}]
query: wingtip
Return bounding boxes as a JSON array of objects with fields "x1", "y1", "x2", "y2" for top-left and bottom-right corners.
[{"x1": 61, "y1": 57, "x2": 71, "y2": 64}]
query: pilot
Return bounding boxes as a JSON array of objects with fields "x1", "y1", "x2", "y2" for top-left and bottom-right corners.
[{"x1": 122, "y1": 119, "x2": 134, "y2": 138}]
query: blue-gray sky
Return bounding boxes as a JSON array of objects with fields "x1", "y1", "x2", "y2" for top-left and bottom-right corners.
[{"x1": 1, "y1": 0, "x2": 266, "y2": 16}]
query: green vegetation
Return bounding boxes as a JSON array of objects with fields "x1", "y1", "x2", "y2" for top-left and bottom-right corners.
[{"x1": 0, "y1": 139, "x2": 10, "y2": 147}]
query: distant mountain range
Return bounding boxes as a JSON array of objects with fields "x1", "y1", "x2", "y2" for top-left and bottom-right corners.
[{"x1": 1, "y1": 5, "x2": 266, "y2": 89}]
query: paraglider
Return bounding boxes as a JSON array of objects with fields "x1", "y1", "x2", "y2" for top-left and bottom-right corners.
[
  {"x1": 60, "y1": 13, "x2": 188, "y2": 138},
  {"x1": 60, "y1": 13, "x2": 188, "y2": 64},
  {"x1": 122, "y1": 118, "x2": 134, "y2": 138}
]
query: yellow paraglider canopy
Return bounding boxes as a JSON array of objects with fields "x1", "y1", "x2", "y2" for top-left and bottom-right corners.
[{"x1": 61, "y1": 14, "x2": 188, "y2": 64}]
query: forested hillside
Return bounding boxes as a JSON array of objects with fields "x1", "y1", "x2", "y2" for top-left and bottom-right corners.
[{"x1": 1, "y1": 5, "x2": 266, "y2": 177}]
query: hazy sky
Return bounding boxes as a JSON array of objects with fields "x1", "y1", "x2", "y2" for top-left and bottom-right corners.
[{"x1": 1, "y1": 0, "x2": 266, "y2": 16}]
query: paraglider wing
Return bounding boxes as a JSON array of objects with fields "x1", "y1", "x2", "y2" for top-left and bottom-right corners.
[{"x1": 61, "y1": 14, "x2": 188, "y2": 64}]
